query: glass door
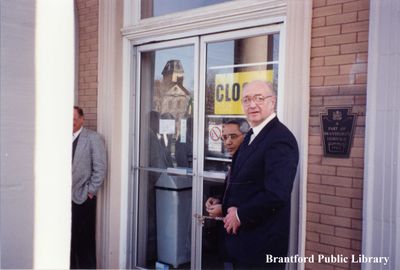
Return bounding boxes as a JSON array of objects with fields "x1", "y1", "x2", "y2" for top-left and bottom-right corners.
[
  {"x1": 198, "y1": 26, "x2": 283, "y2": 269},
  {"x1": 132, "y1": 25, "x2": 288, "y2": 270},
  {"x1": 133, "y1": 38, "x2": 199, "y2": 269}
]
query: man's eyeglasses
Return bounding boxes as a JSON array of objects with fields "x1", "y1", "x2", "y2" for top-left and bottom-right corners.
[
  {"x1": 242, "y1": 95, "x2": 274, "y2": 106},
  {"x1": 221, "y1": 134, "x2": 242, "y2": 141}
]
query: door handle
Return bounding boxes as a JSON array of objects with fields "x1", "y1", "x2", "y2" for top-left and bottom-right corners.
[{"x1": 193, "y1": 213, "x2": 224, "y2": 226}]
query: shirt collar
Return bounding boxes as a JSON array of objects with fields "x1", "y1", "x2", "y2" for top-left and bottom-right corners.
[
  {"x1": 73, "y1": 127, "x2": 83, "y2": 142},
  {"x1": 251, "y1": 112, "x2": 276, "y2": 139}
]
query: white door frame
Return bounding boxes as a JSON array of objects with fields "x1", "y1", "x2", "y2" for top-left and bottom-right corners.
[{"x1": 97, "y1": 0, "x2": 312, "y2": 268}]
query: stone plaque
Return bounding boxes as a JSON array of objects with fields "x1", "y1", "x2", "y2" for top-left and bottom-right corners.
[{"x1": 320, "y1": 108, "x2": 357, "y2": 158}]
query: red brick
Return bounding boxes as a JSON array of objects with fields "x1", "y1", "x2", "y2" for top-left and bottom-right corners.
[
  {"x1": 311, "y1": 66, "x2": 339, "y2": 76},
  {"x1": 311, "y1": 76, "x2": 324, "y2": 86},
  {"x1": 358, "y1": 10, "x2": 369, "y2": 21},
  {"x1": 341, "y1": 42, "x2": 368, "y2": 54},
  {"x1": 309, "y1": 145, "x2": 324, "y2": 155},
  {"x1": 342, "y1": 21, "x2": 369, "y2": 33},
  {"x1": 311, "y1": 86, "x2": 339, "y2": 96},
  {"x1": 314, "y1": 4, "x2": 342, "y2": 17},
  {"x1": 307, "y1": 211, "x2": 321, "y2": 222},
  {"x1": 351, "y1": 219, "x2": 362, "y2": 230},
  {"x1": 321, "y1": 175, "x2": 352, "y2": 187},
  {"x1": 312, "y1": 25, "x2": 341, "y2": 38},
  {"x1": 313, "y1": 17, "x2": 326, "y2": 27},
  {"x1": 312, "y1": 46, "x2": 340, "y2": 57},
  {"x1": 324, "y1": 74, "x2": 355, "y2": 85},
  {"x1": 322, "y1": 157, "x2": 353, "y2": 167},
  {"x1": 306, "y1": 241, "x2": 335, "y2": 254},
  {"x1": 309, "y1": 164, "x2": 336, "y2": 175},
  {"x1": 349, "y1": 147, "x2": 364, "y2": 158},
  {"x1": 308, "y1": 184, "x2": 335, "y2": 195},
  {"x1": 337, "y1": 167, "x2": 363, "y2": 178},
  {"x1": 327, "y1": 0, "x2": 354, "y2": 4},
  {"x1": 321, "y1": 214, "x2": 351, "y2": 227},
  {"x1": 321, "y1": 194, "x2": 351, "y2": 207},
  {"x1": 336, "y1": 207, "x2": 362, "y2": 219},
  {"x1": 356, "y1": 53, "x2": 368, "y2": 63},
  {"x1": 308, "y1": 202, "x2": 336, "y2": 217},
  {"x1": 357, "y1": 31, "x2": 369, "y2": 42},
  {"x1": 309, "y1": 135, "x2": 322, "y2": 145},
  {"x1": 311, "y1": 57, "x2": 325, "y2": 66},
  {"x1": 343, "y1": 0, "x2": 370, "y2": 13},
  {"x1": 326, "y1": 33, "x2": 357, "y2": 45},
  {"x1": 312, "y1": 37, "x2": 325, "y2": 47},
  {"x1": 309, "y1": 155, "x2": 322, "y2": 164},
  {"x1": 352, "y1": 198, "x2": 363, "y2": 209},
  {"x1": 313, "y1": 0, "x2": 327, "y2": 8},
  {"x1": 355, "y1": 73, "x2": 367, "y2": 84},
  {"x1": 326, "y1": 12, "x2": 357, "y2": 25},
  {"x1": 340, "y1": 63, "x2": 368, "y2": 74},
  {"x1": 325, "y1": 54, "x2": 356, "y2": 65},
  {"x1": 339, "y1": 84, "x2": 366, "y2": 95},
  {"x1": 321, "y1": 234, "x2": 351, "y2": 248},
  {"x1": 309, "y1": 115, "x2": 321, "y2": 125},
  {"x1": 352, "y1": 157, "x2": 364, "y2": 168},
  {"x1": 308, "y1": 173, "x2": 322, "y2": 183},
  {"x1": 307, "y1": 231, "x2": 320, "y2": 242},
  {"x1": 335, "y1": 227, "x2": 362, "y2": 240},
  {"x1": 336, "y1": 187, "x2": 363, "y2": 199},
  {"x1": 307, "y1": 221, "x2": 335, "y2": 235},
  {"x1": 324, "y1": 95, "x2": 354, "y2": 105},
  {"x1": 308, "y1": 192, "x2": 320, "y2": 202},
  {"x1": 351, "y1": 239, "x2": 361, "y2": 250}
]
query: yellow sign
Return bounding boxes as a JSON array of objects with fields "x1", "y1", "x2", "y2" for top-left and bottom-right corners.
[{"x1": 214, "y1": 70, "x2": 273, "y2": 115}]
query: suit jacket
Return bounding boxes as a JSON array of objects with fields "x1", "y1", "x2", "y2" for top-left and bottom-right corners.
[
  {"x1": 72, "y1": 127, "x2": 107, "y2": 204},
  {"x1": 222, "y1": 117, "x2": 299, "y2": 266}
]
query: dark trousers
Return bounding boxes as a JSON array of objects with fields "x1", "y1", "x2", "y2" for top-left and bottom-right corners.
[{"x1": 70, "y1": 197, "x2": 97, "y2": 269}]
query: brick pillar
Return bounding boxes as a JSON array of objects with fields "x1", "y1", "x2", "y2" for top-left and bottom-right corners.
[
  {"x1": 306, "y1": 0, "x2": 369, "y2": 269},
  {"x1": 76, "y1": 0, "x2": 99, "y2": 131}
]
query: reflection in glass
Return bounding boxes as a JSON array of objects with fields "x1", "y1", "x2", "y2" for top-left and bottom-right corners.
[
  {"x1": 141, "y1": 0, "x2": 231, "y2": 19},
  {"x1": 137, "y1": 46, "x2": 194, "y2": 269},
  {"x1": 202, "y1": 33, "x2": 280, "y2": 268}
]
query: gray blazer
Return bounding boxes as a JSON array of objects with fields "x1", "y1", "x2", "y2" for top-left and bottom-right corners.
[{"x1": 72, "y1": 127, "x2": 107, "y2": 204}]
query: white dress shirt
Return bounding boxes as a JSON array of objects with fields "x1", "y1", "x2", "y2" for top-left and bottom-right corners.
[{"x1": 249, "y1": 112, "x2": 276, "y2": 144}]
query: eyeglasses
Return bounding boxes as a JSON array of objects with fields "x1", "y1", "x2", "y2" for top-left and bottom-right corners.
[
  {"x1": 242, "y1": 95, "x2": 274, "y2": 106},
  {"x1": 221, "y1": 134, "x2": 242, "y2": 141}
]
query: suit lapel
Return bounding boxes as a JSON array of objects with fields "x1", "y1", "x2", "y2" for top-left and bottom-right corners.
[
  {"x1": 233, "y1": 117, "x2": 279, "y2": 175},
  {"x1": 72, "y1": 128, "x2": 88, "y2": 173}
]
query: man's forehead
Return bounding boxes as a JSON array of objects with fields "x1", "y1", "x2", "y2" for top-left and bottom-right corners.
[{"x1": 243, "y1": 82, "x2": 272, "y2": 95}]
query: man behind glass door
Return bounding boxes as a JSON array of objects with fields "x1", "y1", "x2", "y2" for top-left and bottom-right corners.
[{"x1": 222, "y1": 80, "x2": 299, "y2": 269}]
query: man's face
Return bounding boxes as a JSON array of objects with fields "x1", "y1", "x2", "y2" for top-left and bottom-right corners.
[
  {"x1": 73, "y1": 109, "x2": 84, "y2": 133},
  {"x1": 242, "y1": 81, "x2": 276, "y2": 127},
  {"x1": 222, "y1": 123, "x2": 244, "y2": 156}
]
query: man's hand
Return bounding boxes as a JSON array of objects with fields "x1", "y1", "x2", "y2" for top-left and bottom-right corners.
[
  {"x1": 224, "y1": 207, "x2": 241, "y2": 234},
  {"x1": 205, "y1": 197, "x2": 220, "y2": 209}
]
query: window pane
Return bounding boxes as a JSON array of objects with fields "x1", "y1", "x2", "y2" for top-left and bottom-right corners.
[
  {"x1": 203, "y1": 33, "x2": 280, "y2": 172},
  {"x1": 139, "y1": 46, "x2": 195, "y2": 171},
  {"x1": 137, "y1": 45, "x2": 194, "y2": 269},
  {"x1": 141, "y1": 0, "x2": 231, "y2": 19}
]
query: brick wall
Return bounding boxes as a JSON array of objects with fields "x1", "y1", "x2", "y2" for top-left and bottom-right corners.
[
  {"x1": 307, "y1": 0, "x2": 369, "y2": 269},
  {"x1": 76, "y1": 0, "x2": 99, "y2": 131}
]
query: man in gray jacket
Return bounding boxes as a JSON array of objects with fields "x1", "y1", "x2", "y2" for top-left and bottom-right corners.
[{"x1": 71, "y1": 106, "x2": 107, "y2": 269}]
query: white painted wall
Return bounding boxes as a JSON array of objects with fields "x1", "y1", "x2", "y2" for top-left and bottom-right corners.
[
  {"x1": 363, "y1": 0, "x2": 400, "y2": 269},
  {"x1": 0, "y1": 0, "x2": 74, "y2": 268}
]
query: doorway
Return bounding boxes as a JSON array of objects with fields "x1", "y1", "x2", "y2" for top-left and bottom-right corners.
[{"x1": 131, "y1": 25, "x2": 292, "y2": 270}]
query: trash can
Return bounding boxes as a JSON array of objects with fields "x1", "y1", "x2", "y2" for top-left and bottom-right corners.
[{"x1": 155, "y1": 173, "x2": 192, "y2": 268}]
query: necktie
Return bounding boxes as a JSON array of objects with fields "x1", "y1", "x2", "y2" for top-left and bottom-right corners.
[{"x1": 242, "y1": 128, "x2": 253, "y2": 146}]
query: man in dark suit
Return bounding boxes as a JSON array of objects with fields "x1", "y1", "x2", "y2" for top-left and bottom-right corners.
[
  {"x1": 222, "y1": 81, "x2": 299, "y2": 269},
  {"x1": 71, "y1": 106, "x2": 107, "y2": 269}
]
